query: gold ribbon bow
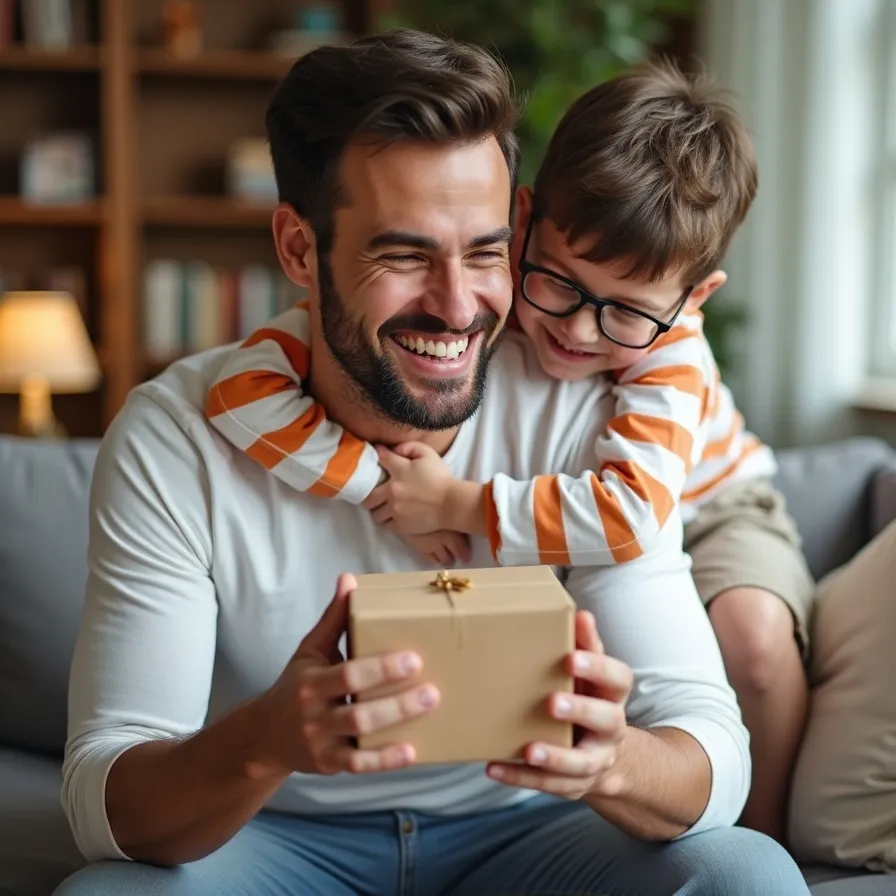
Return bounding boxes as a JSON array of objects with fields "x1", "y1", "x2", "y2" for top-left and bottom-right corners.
[{"x1": 430, "y1": 570, "x2": 472, "y2": 646}]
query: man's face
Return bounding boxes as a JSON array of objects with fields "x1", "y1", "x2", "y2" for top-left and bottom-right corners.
[
  {"x1": 512, "y1": 213, "x2": 693, "y2": 382},
  {"x1": 316, "y1": 138, "x2": 513, "y2": 430}
]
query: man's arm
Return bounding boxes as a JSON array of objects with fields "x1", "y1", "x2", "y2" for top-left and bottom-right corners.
[
  {"x1": 563, "y1": 543, "x2": 751, "y2": 839},
  {"x1": 63, "y1": 394, "x2": 436, "y2": 865},
  {"x1": 61, "y1": 392, "x2": 268, "y2": 863}
]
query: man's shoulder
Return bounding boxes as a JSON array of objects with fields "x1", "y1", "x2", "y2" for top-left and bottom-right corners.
[{"x1": 98, "y1": 344, "x2": 239, "y2": 486}]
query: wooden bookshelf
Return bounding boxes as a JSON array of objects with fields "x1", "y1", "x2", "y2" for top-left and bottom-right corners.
[
  {"x1": 142, "y1": 195, "x2": 274, "y2": 228},
  {"x1": 0, "y1": 0, "x2": 382, "y2": 437},
  {"x1": 0, "y1": 45, "x2": 103, "y2": 70},
  {"x1": 0, "y1": 196, "x2": 105, "y2": 225},
  {"x1": 138, "y1": 48, "x2": 292, "y2": 80}
]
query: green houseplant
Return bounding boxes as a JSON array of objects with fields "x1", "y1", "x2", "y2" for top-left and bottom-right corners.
[{"x1": 381, "y1": 0, "x2": 694, "y2": 184}]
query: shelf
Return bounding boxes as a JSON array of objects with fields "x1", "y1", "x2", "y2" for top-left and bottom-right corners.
[
  {"x1": 0, "y1": 45, "x2": 103, "y2": 72},
  {"x1": 142, "y1": 196, "x2": 275, "y2": 229},
  {"x1": 138, "y1": 49, "x2": 294, "y2": 81},
  {"x1": 0, "y1": 197, "x2": 105, "y2": 226}
]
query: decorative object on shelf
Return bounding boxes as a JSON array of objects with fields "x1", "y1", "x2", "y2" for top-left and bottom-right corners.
[
  {"x1": 268, "y1": 2, "x2": 346, "y2": 56},
  {"x1": 226, "y1": 137, "x2": 277, "y2": 203},
  {"x1": 162, "y1": 0, "x2": 203, "y2": 58},
  {"x1": 20, "y1": 132, "x2": 94, "y2": 204},
  {"x1": 20, "y1": 0, "x2": 75, "y2": 50},
  {"x1": 0, "y1": 290, "x2": 101, "y2": 438}
]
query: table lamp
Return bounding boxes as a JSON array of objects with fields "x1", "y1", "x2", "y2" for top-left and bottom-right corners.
[{"x1": 0, "y1": 291, "x2": 101, "y2": 437}]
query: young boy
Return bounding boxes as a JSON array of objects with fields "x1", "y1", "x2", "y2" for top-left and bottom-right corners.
[{"x1": 204, "y1": 59, "x2": 813, "y2": 842}]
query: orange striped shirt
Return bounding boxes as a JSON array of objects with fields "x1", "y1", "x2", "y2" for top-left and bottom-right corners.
[
  {"x1": 483, "y1": 312, "x2": 776, "y2": 565},
  {"x1": 205, "y1": 306, "x2": 776, "y2": 566}
]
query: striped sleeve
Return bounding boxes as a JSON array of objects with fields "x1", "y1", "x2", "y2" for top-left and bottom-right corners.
[
  {"x1": 487, "y1": 314, "x2": 714, "y2": 567},
  {"x1": 204, "y1": 303, "x2": 382, "y2": 504}
]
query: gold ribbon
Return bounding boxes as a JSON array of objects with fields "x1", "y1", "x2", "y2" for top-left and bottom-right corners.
[{"x1": 430, "y1": 570, "x2": 472, "y2": 647}]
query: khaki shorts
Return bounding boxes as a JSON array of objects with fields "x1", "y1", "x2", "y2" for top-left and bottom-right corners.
[{"x1": 683, "y1": 478, "x2": 815, "y2": 661}]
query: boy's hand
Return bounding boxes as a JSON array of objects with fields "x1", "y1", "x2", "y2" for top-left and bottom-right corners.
[
  {"x1": 364, "y1": 442, "x2": 455, "y2": 535},
  {"x1": 404, "y1": 531, "x2": 472, "y2": 567}
]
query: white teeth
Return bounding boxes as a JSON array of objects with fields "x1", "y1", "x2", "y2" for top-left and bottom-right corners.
[{"x1": 395, "y1": 334, "x2": 470, "y2": 359}]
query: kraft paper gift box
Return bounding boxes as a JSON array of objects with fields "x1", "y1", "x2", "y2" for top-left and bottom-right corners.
[{"x1": 347, "y1": 565, "x2": 575, "y2": 764}]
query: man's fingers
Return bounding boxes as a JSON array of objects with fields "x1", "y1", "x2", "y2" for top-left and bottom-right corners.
[
  {"x1": 323, "y1": 741, "x2": 417, "y2": 774},
  {"x1": 549, "y1": 692, "x2": 627, "y2": 739},
  {"x1": 486, "y1": 762, "x2": 589, "y2": 797},
  {"x1": 574, "y1": 610, "x2": 603, "y2": 654},
  {"x1": 521, "y1": 739, "x2": 617, "y2": 778},
  {"x1": 296, "y1": 573, "x2": 355, "y2": 661},
  {"x1": 303, "y1": 650, "x2": 423, "y2": 701},
  {"x1": 569, "y1": 650, "x2": 633, "y2": 703},
  {"x1": 315, "y1": 683, "x2": 440, "y2": 737}
]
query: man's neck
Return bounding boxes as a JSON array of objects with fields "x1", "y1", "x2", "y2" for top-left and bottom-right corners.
[{"x1": 307, "y1": 338, "x2": 460, "y2": 456}]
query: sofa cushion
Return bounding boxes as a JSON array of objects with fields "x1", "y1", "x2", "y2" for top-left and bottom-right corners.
[
  {"x1": 789, "y1": 518, "x2": 896, "y2": 872},
  {"x1": 773, "y1": 437, "x2": 895, "y2": 581},
  {"x1": 0, "y1": 437, "x2": 99, "y2": 756},
  {"x1": 0, "y1": 748, "x2": 84, "y2": 896}
]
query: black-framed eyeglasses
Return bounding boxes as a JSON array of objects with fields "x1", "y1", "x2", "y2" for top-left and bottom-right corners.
[{"x1": 518, "y1": 219, "x2": 693, "y2": 350}]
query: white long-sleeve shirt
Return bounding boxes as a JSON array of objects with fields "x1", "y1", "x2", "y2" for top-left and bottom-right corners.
[
  {"x1": 206, "y1": 304, "x2": 776, "y2": 567},
  {"x1": 62, "y1": 331, "x2": 750, "y2": 863}
]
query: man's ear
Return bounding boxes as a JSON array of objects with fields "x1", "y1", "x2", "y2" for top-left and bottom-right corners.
[
  {"x1": 686, "y1": 269, "x2": 728, "y2": 311},
  {"x1": 272, "y1": 203, "x2": 316, "y2": 288}
]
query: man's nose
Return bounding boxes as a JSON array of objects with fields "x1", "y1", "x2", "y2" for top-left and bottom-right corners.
[
  {"x1": 560, "y1": 305, "x2": 600, "y2": 344},
  {"x1": 421, "y1": 263, "x2": 479, "y2": 332}
]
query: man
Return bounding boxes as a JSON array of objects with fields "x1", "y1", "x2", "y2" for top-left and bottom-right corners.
[{"x1": 55, "y1": 29, "x2": 809, "y2": 895}]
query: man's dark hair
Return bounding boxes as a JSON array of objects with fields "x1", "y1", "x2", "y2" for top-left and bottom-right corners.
[
  {"x1": 266, "y1": 28, "x2": 520, "y2": 254},
  {"x1": 533, "y1": 58, "x2": 758, "y2": 284}
]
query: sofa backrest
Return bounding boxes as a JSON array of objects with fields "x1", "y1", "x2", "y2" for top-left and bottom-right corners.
[
  {"x1": 773, "y1": 437, "x2": 896, "y2": 582},
  {"x1": 0, "y1": 436, "x2": 99, "y2": 756}
]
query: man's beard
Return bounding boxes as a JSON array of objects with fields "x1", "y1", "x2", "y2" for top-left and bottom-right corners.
[{"x1": 318, "y1": 255, "x2": 502, "y2": 431}]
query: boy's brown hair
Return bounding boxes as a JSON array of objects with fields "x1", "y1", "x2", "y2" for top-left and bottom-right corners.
[{"x1": 532, "y1": 58, "x2": 757, "y2": 284}]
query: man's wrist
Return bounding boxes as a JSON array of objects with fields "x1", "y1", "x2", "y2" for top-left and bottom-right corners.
[
  {"x1": 444, "y1": 480, "x2": 487, "y2": 536},
  {"x1": 238, "y1": 694, "x2": 293, "y2": 783}
]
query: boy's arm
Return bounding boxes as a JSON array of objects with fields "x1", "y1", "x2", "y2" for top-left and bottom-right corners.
[
  {"x1": 205, "y1": 303, "x2": 381, "y2": 505},
  {"x1": 485, "y1": 317, "x2": 714, "y2": 567}
]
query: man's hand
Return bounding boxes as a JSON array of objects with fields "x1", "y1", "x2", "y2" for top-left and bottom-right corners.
[
  {"x1": 404, "y1": 531, "x2": 472, "y2": 567},
  {"x1": 486, "y1": 610, "x2": 633, "y2": 800},
  {"x1": 248, "y1": 573, "x2": 440, "y2": 778},
  {"x1": 364, "y1": 442, "x2": 457, "y2": 535}
]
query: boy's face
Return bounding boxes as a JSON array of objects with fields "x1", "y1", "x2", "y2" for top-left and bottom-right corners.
[{"x1": 511, "y1": 187, "x2": 725, "y2": 382}]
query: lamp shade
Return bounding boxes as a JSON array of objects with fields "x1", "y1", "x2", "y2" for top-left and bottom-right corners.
[{"x1": 0, "y1": 291, "x2": 101, "y2": 393}]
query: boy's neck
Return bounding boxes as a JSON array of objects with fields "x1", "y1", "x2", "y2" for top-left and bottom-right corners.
[{"x1": 307, "y1": 335, "x2": 461, "y2": 456}]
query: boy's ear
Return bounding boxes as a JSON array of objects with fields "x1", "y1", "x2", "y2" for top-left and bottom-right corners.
[
  {"x1": 686, "y1": 269, "x2": 728, "y2": 311},
  {"x1": 514, "y1": 185, "x2": 533, "y2": 233},
  {"x1": 273, "y1": 203, "x2": 316, "y2": 289},
  {"x1": 510, "y1": 186, "x2": 534, "y2": 284}
]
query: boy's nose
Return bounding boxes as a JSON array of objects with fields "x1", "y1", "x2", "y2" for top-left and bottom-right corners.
[{"x1": 560, "y1": 306, "x2": 600, "y2": 345}]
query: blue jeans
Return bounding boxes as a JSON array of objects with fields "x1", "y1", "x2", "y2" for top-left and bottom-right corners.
[{"x1": 54, "y1": 795, "x2": 809, "y2": 895}]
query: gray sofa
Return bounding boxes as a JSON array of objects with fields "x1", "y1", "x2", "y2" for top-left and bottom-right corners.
[{"x1": 1, "y1": 433, "x2": 895, "y2": 896}]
